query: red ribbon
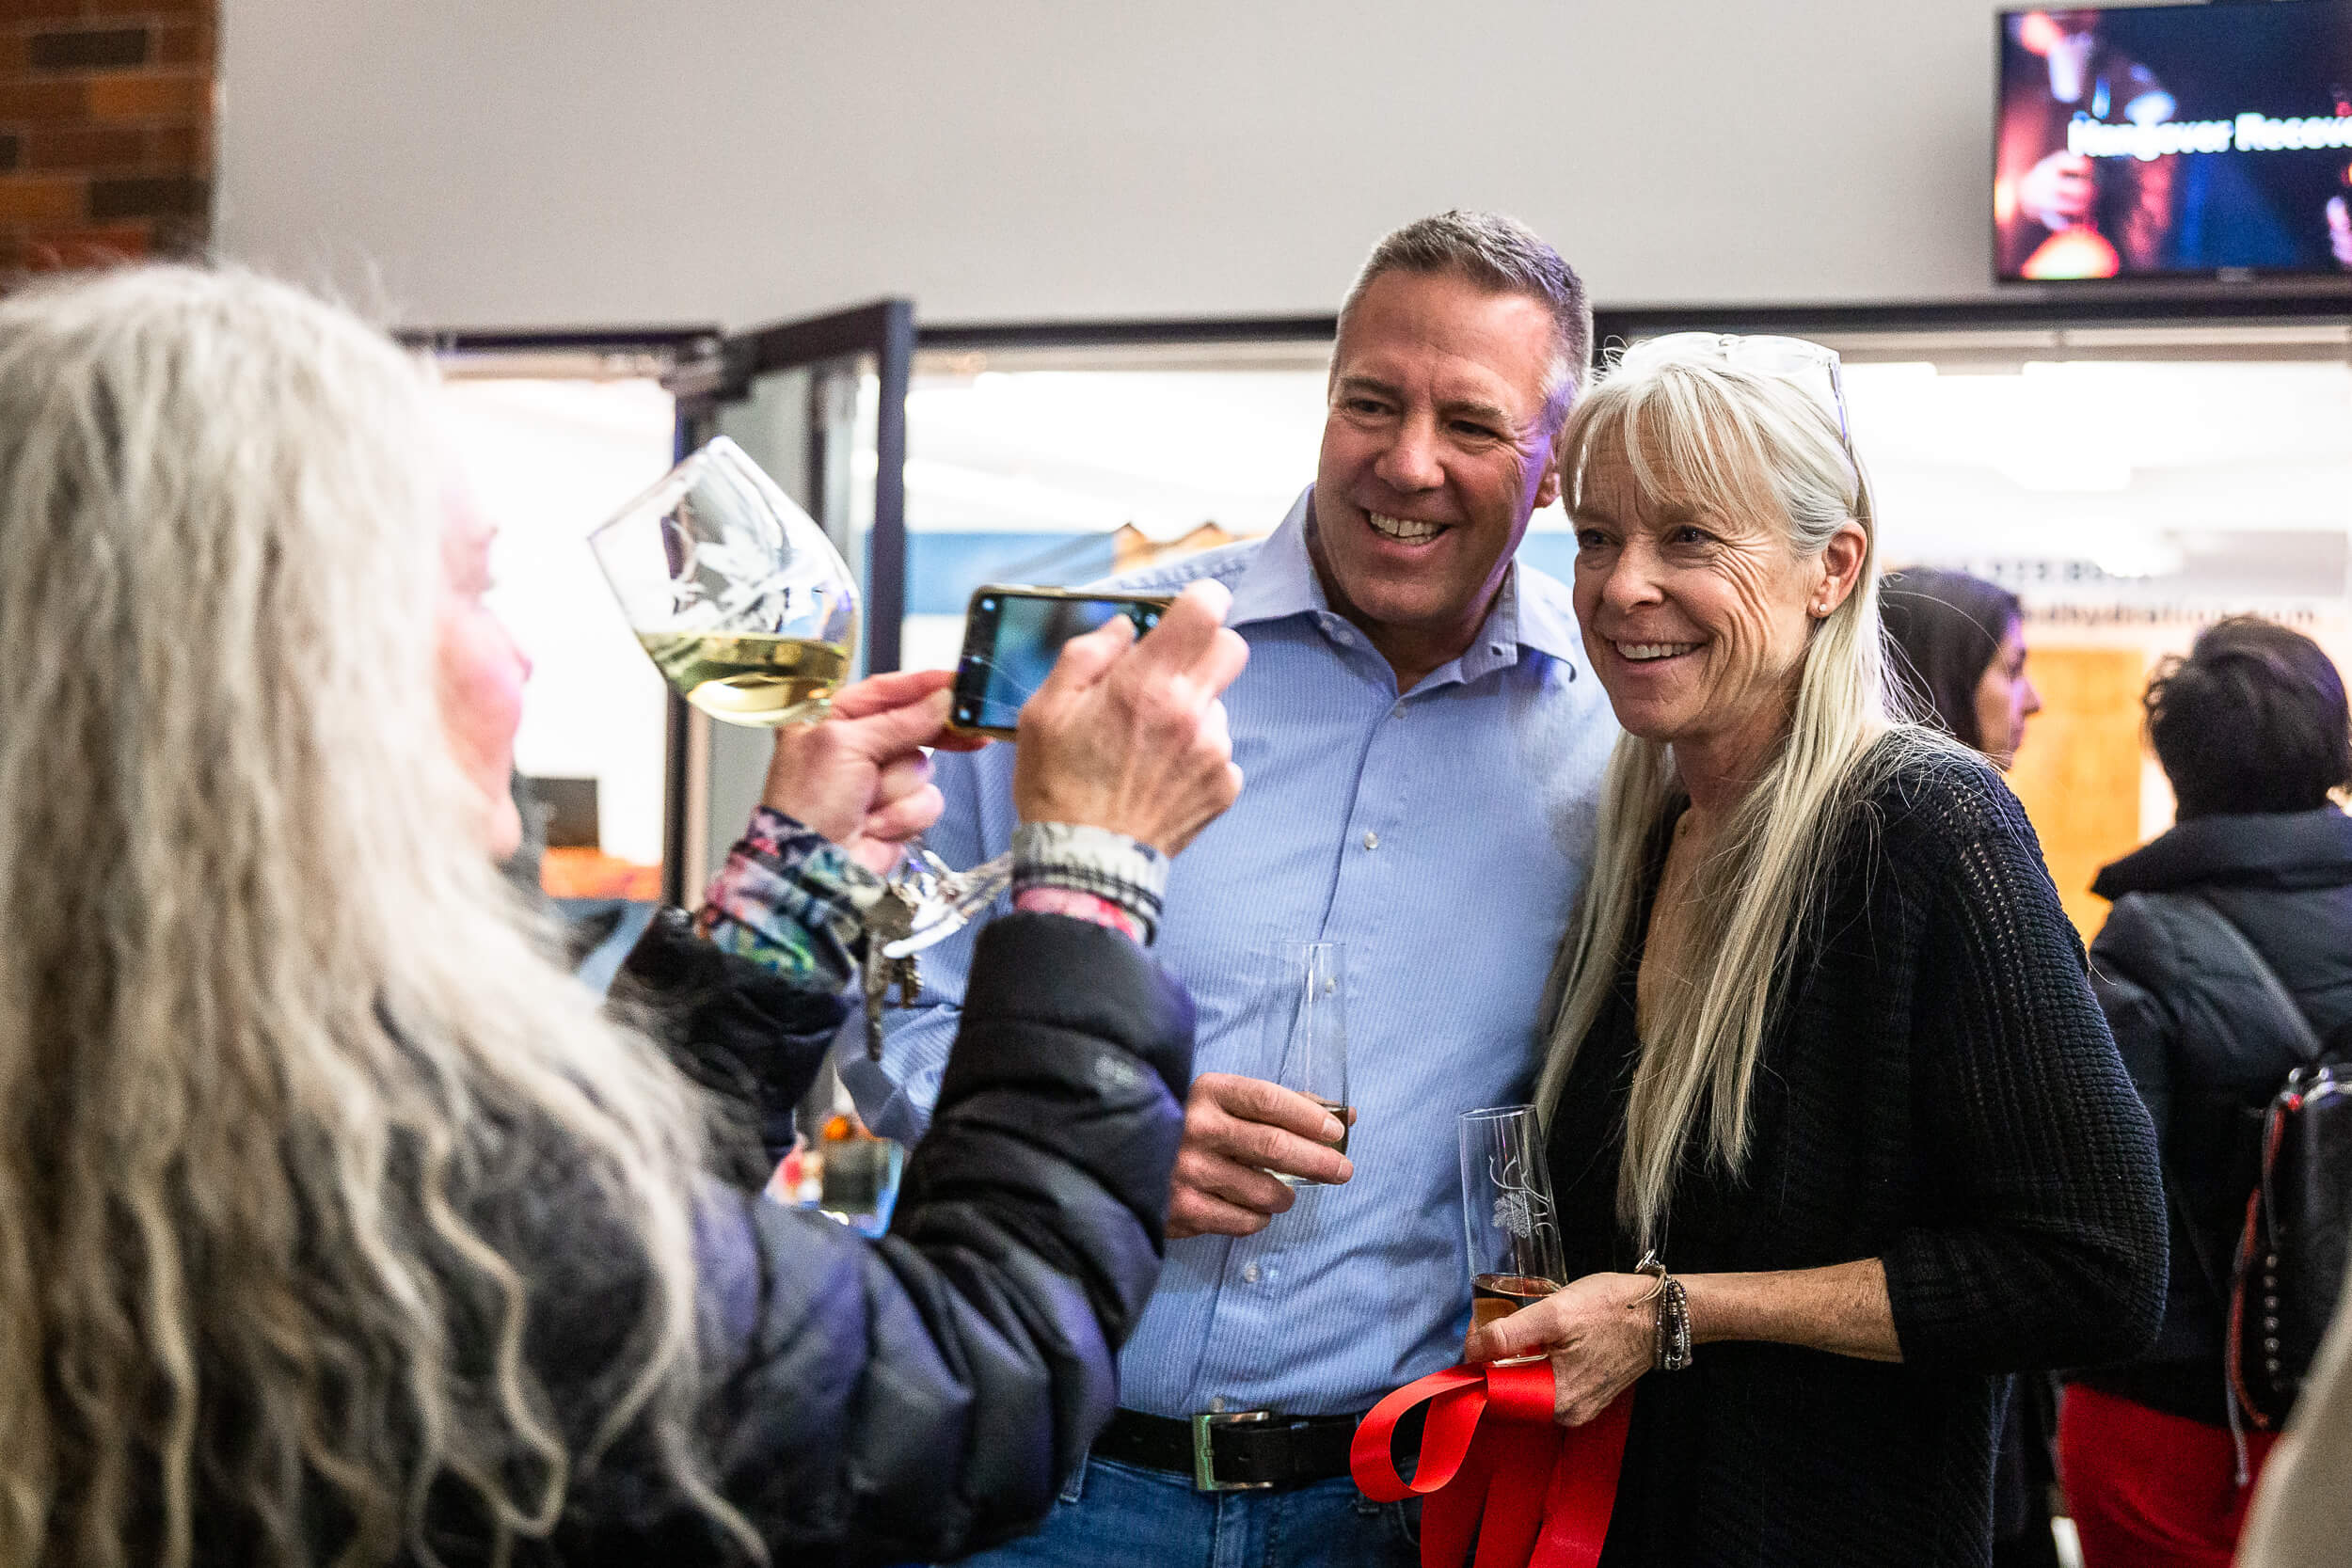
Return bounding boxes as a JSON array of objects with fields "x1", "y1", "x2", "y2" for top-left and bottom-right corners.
[{"x1": 1350, "y1": 1362, "x2": 1631, "y2": 1568}]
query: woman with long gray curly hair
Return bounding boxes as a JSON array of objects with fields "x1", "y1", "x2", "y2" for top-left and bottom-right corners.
[{"x1": 0, "y1": 265, "x2": 1244, "y2": 1568}]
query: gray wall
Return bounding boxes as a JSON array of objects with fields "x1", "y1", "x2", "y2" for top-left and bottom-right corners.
[{"x1": 217, "y1": 0, "x2": 2095, "y2": 328}]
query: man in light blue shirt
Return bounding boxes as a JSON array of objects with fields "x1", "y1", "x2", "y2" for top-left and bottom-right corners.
[{"x1": 848, "y1": 212, "x2": 1618, "y2": 1567}]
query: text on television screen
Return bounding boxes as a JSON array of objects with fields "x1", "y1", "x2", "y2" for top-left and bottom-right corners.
[{"x1": 1996, "y1": 2, "x2": 2352, "y2": 280}]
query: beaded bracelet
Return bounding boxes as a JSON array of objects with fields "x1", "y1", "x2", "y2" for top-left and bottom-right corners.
[
  {"x1": 1633, "y1": 1251, "x2": 1693, "y2": 1372},
  {"x1": 1654, "y1": 1275, "x2": 1693, "y2": 1372}
]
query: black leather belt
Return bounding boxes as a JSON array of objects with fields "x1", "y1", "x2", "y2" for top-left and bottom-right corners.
[{"x1": 1091, "y1": 1406, "x2": 1368, "y2": 1492}]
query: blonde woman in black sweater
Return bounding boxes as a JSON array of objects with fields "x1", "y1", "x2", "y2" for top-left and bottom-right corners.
[{"x1": 1466, "y1": 335, "x2": 2166, "y2": 1566}]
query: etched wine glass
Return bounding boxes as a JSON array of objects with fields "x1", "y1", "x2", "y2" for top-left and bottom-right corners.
[
  {"x1": 1459, "y1": 1104, "x2": 1566, "y2": 1365},
  {"x1": 591, "y1": 436, "x2": 858, "y2": 728},
  {"x1": 591, "y1": 436, "x2": 1011, "y2": 951}
]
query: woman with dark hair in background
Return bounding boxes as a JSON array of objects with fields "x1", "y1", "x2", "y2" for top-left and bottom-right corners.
[
  {"x1": 1880, "y1": 566, "x2": 2042, "y2": 771},
  {"x1": 1880, "y1": 566, "x2": 2057, "y2": 1568},
  {"x1": 2064, "y1": 616, "x2": 2352, "y2": 1568}
]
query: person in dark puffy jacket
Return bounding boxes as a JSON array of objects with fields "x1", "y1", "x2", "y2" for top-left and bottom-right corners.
[
  {"x1": 0, "y1": 266, "x2": 1248, "y2": 1568},
  {"x1": 2063, "y1": 615, "x2": 2352, "y2": 1568}
]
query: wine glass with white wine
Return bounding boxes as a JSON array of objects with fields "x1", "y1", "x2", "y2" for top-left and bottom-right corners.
[
  {"x1": 591, "y1": 436, "x2": 1013, "y2": 954},
  {"x1": 591, "y1": 436, "x2": 857, "y2": 727}
]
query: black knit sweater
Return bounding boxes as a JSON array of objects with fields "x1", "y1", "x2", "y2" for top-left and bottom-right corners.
[{"x1": 1543, "y1": 745, "x2": 2167, "y2": 1568}]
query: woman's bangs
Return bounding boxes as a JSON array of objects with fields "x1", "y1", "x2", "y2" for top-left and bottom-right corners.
[{"x1": 1568, "y1": 372, "x2": 1780, "y2": 533}]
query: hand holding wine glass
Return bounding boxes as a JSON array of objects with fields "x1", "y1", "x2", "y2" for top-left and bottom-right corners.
[
  {"x1": 1463, "y1": 1270, "x2": 1659, "y2": 1428},
  {"x1": 593, "y1": 436, "x2": 1005, "y2": 949},
  {"x1": 596, "y1": 443, "x2": 1251, "y2": 954},
  {"x1": 1166, "y1": 1073, "x2": 1355, "y2": 1240},
  {"x1": 1459, "y1": 1105, "x2": 1567, "y2": 1366},
  {"x1": 1165, "y1": 938, "x2": 1354, "y2": 1239},
  {"x1": 757, "y1": 669, "x2": 988, "y2": 876}
]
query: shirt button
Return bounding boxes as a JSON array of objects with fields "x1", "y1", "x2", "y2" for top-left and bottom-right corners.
[
  {"x1": 1242, "y1": 1263, "x2": 1262, "y2": 1284},
  {"x1": 1391, "y1": 703, "x2": 1406, "y2": 719},
  {"x1": 1210, "y1": 1395, "x2": 1227, "y2": 1412},
  {"x1": 1363, "y1": 831, "x2": 1379, "y2": 850}
]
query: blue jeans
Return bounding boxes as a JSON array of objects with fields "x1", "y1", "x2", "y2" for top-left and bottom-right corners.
[{"x1": 961, "y1": 1450, "x2": 1420, "y2": 1568}]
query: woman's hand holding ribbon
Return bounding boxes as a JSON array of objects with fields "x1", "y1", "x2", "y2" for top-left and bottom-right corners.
[{"x1": 1463, "y1": 1273, "x2": 1658, "y2": 1428}]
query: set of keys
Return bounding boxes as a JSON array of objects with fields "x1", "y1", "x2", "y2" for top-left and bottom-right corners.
[
  {"x1": 860, "y1": 880, "x2": 926, "y2": 1061},
  {"x1": 858, "y1": 847, "x2": 1018, "y2": 1059}
]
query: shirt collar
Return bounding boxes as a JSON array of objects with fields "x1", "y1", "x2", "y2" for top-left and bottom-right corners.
[
  {"x1": 1499, "y1": 553, "x2": 1586, "y2": 669},
  {"x1": 1230, "y1": 486, "x2": 1585, "y2": 680},
  {"x1": 1226, "y1": 487, "x2": 1327, "y2": 627}
]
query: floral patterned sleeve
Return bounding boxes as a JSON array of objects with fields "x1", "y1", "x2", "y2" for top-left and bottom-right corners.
[{"x1": 693, "y1": 806, "x2": 886, "y2": 993}]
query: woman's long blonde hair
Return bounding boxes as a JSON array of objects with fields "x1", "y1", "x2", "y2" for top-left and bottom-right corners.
[
  {"x1": 1534, "y1": 341, "x2": 1937, "y2": 1250},
  {"x1": 0, "y1": 268, "x2": 734, "y2": 1567}
]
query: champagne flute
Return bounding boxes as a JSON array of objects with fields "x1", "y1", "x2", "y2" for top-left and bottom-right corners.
[
  {"x1": 1459, "y1": 1104, "x2": 1565, "y2": 1366},
  {"x1": 1265, "y1": 942, "x2": 1350, "y2": 1186},
  {"x1": 590, "y1": 436, "x2": 1011, "y2": 949},
  {"x1": 590, "y1": 436, "x2": 858, "y2": 727}
]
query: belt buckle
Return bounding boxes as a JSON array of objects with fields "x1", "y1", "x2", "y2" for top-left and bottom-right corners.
[{"x1": 1191, "y1": 1408, "x2": 1277, "y2": 1492}]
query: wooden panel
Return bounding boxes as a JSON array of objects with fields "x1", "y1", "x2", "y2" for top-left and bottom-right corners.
[{"x1": 2005, "y1": 645, "x2": 2150, "y2": 945}]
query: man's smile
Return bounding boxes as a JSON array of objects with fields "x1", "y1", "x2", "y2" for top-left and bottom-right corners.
[{"x1": 1365, "y1": 511, "x2": 1449, "y2": 545}]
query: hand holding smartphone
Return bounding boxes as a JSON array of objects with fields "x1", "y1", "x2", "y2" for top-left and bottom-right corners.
[
  {"x1": 1005, "y1": 578, "x2": 1247, "y2": 859},
  {"x1": 949, "y1": 585, "x2": 1176, "y2": 738}
]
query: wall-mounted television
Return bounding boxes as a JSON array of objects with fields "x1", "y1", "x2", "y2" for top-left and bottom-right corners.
[{"x1": 1996, "y1": 2, "x2": 2352, "y2": 281}]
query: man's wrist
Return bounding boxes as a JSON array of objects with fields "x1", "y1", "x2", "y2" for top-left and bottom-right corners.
[{"x1": 1010, "y1": 821, "x2": 1168, "y2": 942}]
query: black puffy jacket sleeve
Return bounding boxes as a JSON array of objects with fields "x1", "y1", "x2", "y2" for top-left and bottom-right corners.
[
  {"x1": 592, "y1": 909, "x2": 1192, "y2": 1566},
  {"x1": 615, "y1": 905, "x2": 850, "y2": 1183}
]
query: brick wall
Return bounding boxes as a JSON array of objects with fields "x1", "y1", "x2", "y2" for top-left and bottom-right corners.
[{"x1": 0, "y1": 0, "x2": 215, "y2": 277}]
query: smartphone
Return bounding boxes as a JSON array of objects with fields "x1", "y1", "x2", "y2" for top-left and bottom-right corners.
[{"x1": 949, "y1": 584, "x2": 1174, "y2": 738}]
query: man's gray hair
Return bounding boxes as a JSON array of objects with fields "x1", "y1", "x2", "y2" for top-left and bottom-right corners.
[{"x1": 1337, "y1": 211, "x2": 1592, "y2": 413}]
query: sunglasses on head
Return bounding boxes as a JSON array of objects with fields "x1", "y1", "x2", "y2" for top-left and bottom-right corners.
[{"x1": 1624, "y1": 332, "x2": 1852, "y2": 458}]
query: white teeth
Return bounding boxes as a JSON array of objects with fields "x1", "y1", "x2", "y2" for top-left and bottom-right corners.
[
  {"x1": 1617, "y1": 641, "x2": 1699, "y2": 662},
  {"x1": 1367, "y1": 512, "x2": 1445, "y2": 544}
]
